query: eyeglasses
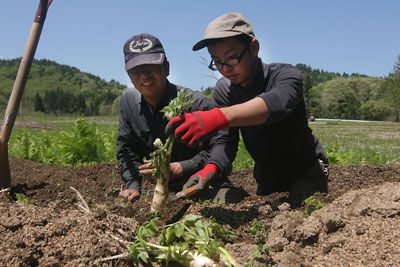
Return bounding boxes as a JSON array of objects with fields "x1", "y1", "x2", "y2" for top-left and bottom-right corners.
[{"x1": 208, "y1": 46, "x2": 249, "y2": 71}]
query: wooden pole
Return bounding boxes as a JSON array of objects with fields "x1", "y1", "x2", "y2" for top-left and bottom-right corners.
[{"x1": 0, "y1": 0, "x2": 53, "y2": 189}]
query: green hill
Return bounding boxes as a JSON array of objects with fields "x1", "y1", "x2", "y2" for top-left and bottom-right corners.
[
  {"x1": 0, "y1": 58, "x2": 127, "y2": 115},
  {"x1": 1, "y1": 58, "x2": 399, "y2": 121}
]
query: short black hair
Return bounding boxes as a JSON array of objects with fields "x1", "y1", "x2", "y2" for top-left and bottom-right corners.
[{"x1": 233, "y1": 34, "x2": 253, "y2": 47}]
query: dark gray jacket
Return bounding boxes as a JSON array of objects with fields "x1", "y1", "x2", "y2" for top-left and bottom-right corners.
[
  {"x1": 213, "y1": 60, "x2": 328, "y2": 192},
  {"x1": 116, "y1": 81, "x2": 229, "y2": 191}
]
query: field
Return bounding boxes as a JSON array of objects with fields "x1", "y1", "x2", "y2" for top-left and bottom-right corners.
[{"x1": 1, "y1": 116, "x2": 400, "y2": 266}]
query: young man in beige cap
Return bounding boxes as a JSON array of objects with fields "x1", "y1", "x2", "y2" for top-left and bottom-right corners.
[{"x1": 167, "y1": 13, "x2": 329, "y2": 200}]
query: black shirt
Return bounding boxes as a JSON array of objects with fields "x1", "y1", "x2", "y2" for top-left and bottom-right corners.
[
  {"x1": 116, "y1": 81, "x2": 229, "y2": 190},
  {"x1": 213, "y1": 60, "x2": 327, "y2": 191}
]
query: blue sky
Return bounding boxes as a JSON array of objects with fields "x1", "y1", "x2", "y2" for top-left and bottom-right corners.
[{"x1": 1, "y1": 1, "x2": 399, "y2": 91}]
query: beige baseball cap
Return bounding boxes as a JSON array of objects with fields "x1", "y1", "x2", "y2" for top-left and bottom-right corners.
[{"x1": 192, "y1": 12, "x2": 255, "y2": 51}]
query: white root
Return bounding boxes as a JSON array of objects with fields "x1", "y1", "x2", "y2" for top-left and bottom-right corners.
[
  {"x1": 108, "y1": 233, "x2": 130, "y2": 248},
  {"x1": 189, "y1": 252, "x2": 216, "y2": 267},
  {"x1": 151, "y1": 178, "x2": 169, "y2": 212},
  {"x1": 0, "y1": 188, "x2": 10, "y2": 194},
  {"x1": 97, "y1": 253, "x2": 129, "y2": 262},
  {"x1": 150, "y1": 137, "x2": 172, "y2": 212},
  {"x1": 70, "y1": 186, "x2": 91, "y2": 213}
]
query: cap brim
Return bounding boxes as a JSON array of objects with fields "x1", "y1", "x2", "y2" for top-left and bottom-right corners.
[
  {"x1": 192, "y1": 31, "x2": 244, "y2": 51},
  {"x1": 125, "y1": 53, "x2": 165, "y2": 71}
]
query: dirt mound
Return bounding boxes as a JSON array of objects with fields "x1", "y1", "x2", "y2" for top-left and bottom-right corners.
[
  {"x1": 265, "y1": 182, "x2": 400, "y2": 266},
  {"x1": 1, "y1": 158, "x2": 400, "y2": 266}
]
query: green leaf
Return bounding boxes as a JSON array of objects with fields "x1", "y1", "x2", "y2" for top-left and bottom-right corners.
[
  {"x1": 138, "y1": 251, "x2": 150, "y2": 263},
  {"x1": 15, "y1": 193, "x2": 30, "y2": 204},
  {"x1": 137, "y1": 217, "x2": 159, "y2": 240},
  {"x1": 175, "y1": 223, "x2": 185, "y2": 238},
  {"x1": 163, "y1": 226, "x2": 177, "y2": 244}
]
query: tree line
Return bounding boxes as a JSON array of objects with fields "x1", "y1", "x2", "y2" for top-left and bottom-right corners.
[
  {"x1": 0, "y1": 58, "x2": 125, "y2": 116},
  {"x1": 1, "y1": 56, "x2": 399, "y2": 121},
  {"x1": 300, "y1": 56, "x2": 400, "y2": 121}
]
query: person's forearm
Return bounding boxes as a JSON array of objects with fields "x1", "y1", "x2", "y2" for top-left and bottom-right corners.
[
  {"x1": 179, "y1": 149, "x2": 210, "y2": 176},
  {"x1": 221, "y1": 96, "x2": 268, "y2": 127}
]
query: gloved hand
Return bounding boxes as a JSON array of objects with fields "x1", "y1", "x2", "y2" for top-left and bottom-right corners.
[
  {"x1": 183, "y1": 163, "x2": 219, "y2": 191},
  {"x1": 166, "y1": 107, "x2": 229, "y2": 146}
]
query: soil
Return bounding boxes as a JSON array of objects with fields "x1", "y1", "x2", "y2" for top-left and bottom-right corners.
[{"x1": 1, "y1": 158, "x2": 400, "y2": 266}]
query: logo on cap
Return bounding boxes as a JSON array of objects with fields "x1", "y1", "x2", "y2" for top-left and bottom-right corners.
[{"x1": 129, "y1": 38, "x2": 153, "y2": 53}]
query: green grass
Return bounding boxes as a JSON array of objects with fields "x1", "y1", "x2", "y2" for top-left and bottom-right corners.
[
  {"x1": 310, "y1": 120, "x2": 400, "y2": 165},
  {"x1": 9, "y1": 117, "x2": 117, "y2": 165},
  {"x1": 14, "y1": 113, "x2": 118, "y2": 130},
  {"x1": 7, "y1": 115, "x2": 400, "y2": 167}
]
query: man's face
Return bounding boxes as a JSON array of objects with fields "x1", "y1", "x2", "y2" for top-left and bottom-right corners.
[
  {"x1": 207, "y1": 37, "x2": 258, "y2": 87},
  {"x1": 128, "y1": 63, "x2": 169, "y2": 99}
]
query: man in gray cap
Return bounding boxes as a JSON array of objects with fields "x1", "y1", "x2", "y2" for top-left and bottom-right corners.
[
  {"x1": 117, "y1": 33, "x2": 243, "y2": 203},
  {"x1": 167, "y1": 13, "x2": 329, "y2": 201}
]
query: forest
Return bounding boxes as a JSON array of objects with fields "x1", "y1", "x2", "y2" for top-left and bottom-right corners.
[
  {"x1": 0, "y1": 58, "x2": 125, "y2": 116},
  {"x1": 1, "y1": 56, "x2": 399, "y2": 121}
]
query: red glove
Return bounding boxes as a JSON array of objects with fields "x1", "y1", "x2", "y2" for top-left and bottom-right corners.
[
  {"x1": 183, "y1": 164, "x2": 219, "y2": 191},
  {"x1": 166, "y1": 107, "x2": 229, "y2": 146}
]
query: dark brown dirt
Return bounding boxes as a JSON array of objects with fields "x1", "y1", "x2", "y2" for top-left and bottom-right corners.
[{"x1": 1, "y1": 158, "x2": 400, "y2": 266}]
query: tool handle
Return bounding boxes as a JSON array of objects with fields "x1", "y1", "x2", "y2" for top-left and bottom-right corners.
[
  {"x1": 176, "y1": 185, "x2": 198, "y2": 199},
  {"x1": 182, "y1": 185, "x2": 198, "y2": 197}
]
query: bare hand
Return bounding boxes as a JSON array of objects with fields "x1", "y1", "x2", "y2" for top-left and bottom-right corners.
[
  {"x1": 139, "y1": 160, "x2": 155, "y2": 179},
  {"x1": 169, "y1": 162, "x2": 183, "y2": 178},
  {"x1": 118, "y1": 189, "x2": 140, "y2": 202},
  {"x1": 139, "y1": 160, "x2": 183, "y2": 179}
]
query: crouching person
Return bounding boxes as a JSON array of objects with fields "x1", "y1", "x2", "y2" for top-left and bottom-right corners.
[
  {"x1": 116, "y1": 33, "x2": 247, "y2": 204},
  {"x1": 166, "y1": 13, "x2": 329, "y2": 206}
]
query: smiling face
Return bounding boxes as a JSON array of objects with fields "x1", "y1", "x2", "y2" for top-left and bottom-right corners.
[
  {"x1": 128, "y1": 61, "x2": 169, "y2": 106},
  {"x1": 207, "y1": 36, "x2": 259, "y2": 87}
]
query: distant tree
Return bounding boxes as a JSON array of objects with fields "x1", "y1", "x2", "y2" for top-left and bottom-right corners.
[
  {"x1": 380, "y1": 55, "x2": 400, "y2": 121},
  {"x1": 76, "y1": 94, "x2": 87, "y2": 115},
  {"x1": 34, "y1": 91, "x2": 45, "y2": 112},
  {"x1": 360, "y1": 100, "x2": 393, "y2": 121},
  {"x1": 296, "y1": 63, "x2": 341, "y2": 114},
  {"x1": 321, "y1": 85, "x2": 360, "y2": 119},
  {"x1": 303, "y1": 73, "x2": 313, "y2": 111},
  {"x1": 310, "y1": 77, "x2": 384, "y2": 119}
]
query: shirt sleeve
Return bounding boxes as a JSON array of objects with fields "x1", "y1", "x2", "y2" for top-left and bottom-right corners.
[
  {"x1": 258, "y1": 64, "x2": 304, "y2": 124},
  {"x1": 181, "y1": 89, "x2": 234, "y2": 176},
  {"x1": 116, "y1": 94, "x2": 144, "y2": 191},
  {"x1": 178, "y1": 149, "x2": 211, "y2": 177},
  {"x1": 208, "y1": 83, "x2": 239, "y2": 175}
]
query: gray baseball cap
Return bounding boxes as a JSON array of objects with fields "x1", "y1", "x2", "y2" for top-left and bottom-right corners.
[
  {"x1": 123, "y1": 33, "x2": 165, "y2": 71},
  {"x1": 192, "y1": 12, "x2": 255, "y2": 51}
]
